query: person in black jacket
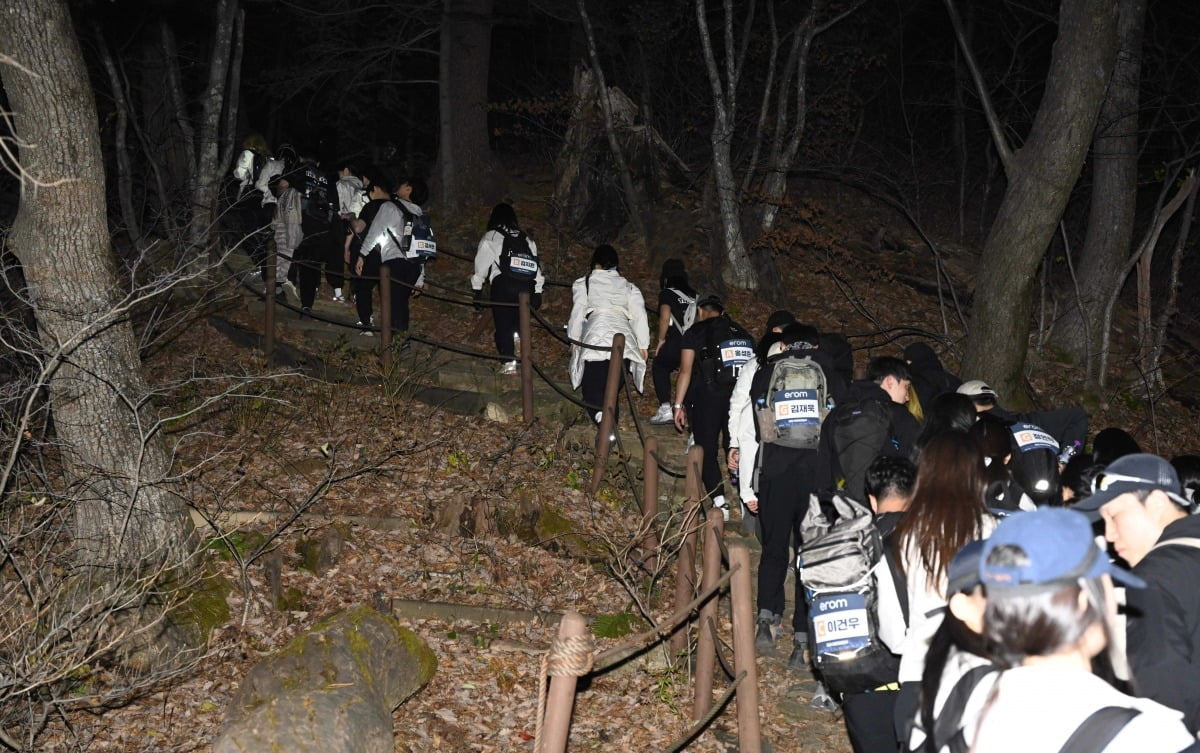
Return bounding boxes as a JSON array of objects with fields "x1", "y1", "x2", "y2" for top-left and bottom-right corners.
[
  {"x1": 1074, "y1": 453, "x2": 1200, "y2": 733},
  {"x1": 820, "y1": 356, "x2": 922, "y2": 502}
]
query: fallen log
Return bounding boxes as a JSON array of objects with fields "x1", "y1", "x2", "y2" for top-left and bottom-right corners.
[{"x1": 213, "y1": 604, "x2": 435, "y2": 753}]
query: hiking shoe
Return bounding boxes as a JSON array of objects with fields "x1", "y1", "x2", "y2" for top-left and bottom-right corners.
[
  {"x1": 331, "y1": 292, "x2": 345, "y2": 302},
  {"x1": 810, "y1": 682, "x2": 838, "y2": 712},
  {"x1": 787, "y1": 639, "x2": 811, "y2": 671},
  {"x1": 499, "y1": 361, "x2": 518, "y2": 375},
  {"x1": 755, "y1": 618, "x2": 776, "y2": 652},
  {"x1": 300, "y1": 306, "x2": 311, "y2": 319},
  {"x1": 649, "y1": 403, "x2": 673, "y2": 425},
  {"x1": 358, "y1": 330, "x2": 373, "y2": 337},
  {"x1": 282, "y1": 280, "x2": 299, "y2": 301},
  {"x1": 713, "y1": 503, "x2": 730, "y2": 522}
]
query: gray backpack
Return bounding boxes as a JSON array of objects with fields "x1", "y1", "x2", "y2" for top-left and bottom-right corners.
[
  {"x1": 753, "y1": 353, "x2": 830, "y2": 450},
  {"x1": 799, "y1": 492, "x2": 897, "y2": 695}
]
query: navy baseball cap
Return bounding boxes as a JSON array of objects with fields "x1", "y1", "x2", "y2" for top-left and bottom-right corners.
[
  {"x1": 948, "y1": 539, "x2": 985, "y2": 595},
  {"x1": 1072, "y1": 453, "x2": 1191, "y2": 516},
  {"x1": 980, "y1": 508, "x2": 1145, "y2": 593}
]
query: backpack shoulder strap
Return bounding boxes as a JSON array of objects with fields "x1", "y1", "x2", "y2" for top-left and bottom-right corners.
[
  {"x1": 931, "y1": 664, "x2": 998, "y2": 753},
  {"x1": 1056, "y1": 706, "x2": 1140, "y2": 753},
  {"x1": 1149, "y1": 537, "x2": 1200, "y2": 553}
]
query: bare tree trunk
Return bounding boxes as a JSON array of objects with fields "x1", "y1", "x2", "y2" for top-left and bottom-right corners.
[
  {"x1": 436, "y1": 0, "x2": 500, "y2": 211},
  {"x1": 694, "y1": 0, "x2": 756, "y2": 290},
  {"x1": 0, "y1": 0, "x2": 194, "y2": 568},
  {"x1": 1146, "y1": 175, "x2": 1198, "y2": 395},
  {"x1": 1049, "y1": 0, "x2": 1146, "y2": 384},
  {"x1": 578, "y1": 0, "x2": 646, "y2": 239},
  {"x1": 185, "y1": 0, "x2": 241, "y2": 260},
  {"x1": 96, "y1": 31, "x2": 142, "y2": 248},
  {"x1": 955, "y1": 0, "x2": 1119, "y2": 404}
]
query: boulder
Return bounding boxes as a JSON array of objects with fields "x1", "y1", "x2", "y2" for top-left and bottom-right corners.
[{"x1": 213, "y1": 604, "x2": 436, "y2": 753}]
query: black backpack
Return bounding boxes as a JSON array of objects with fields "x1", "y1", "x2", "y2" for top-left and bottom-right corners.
[
  {"x1": 498, "y1": 229, "x2": 538, "y2": 280},
  {"x1": 799, "y1": 492, "x2": 898, "y2": 695},
  {"x1": 298, "y1": 165, "x2": 331, "y2": 225},
  {"x1": 831, "y1": 397, "x2": 895, "y2": 502},
  {"x1": 698, "y1": 317, "x2": 754, "y2": 392}
]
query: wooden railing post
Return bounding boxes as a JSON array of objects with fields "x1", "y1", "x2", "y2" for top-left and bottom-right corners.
[
  {"x1": 692, "y1": 507, "x2": 723, "y2": 720},
  {"x1": 730, "y1": 544, "x2": 762, "y2": 753},
  {"x1": 264, "y1": 247, "x2": 276, "y2": 362},
  {"x1": 640, "y1": 437, "x2": 660, "y2": 572},
  {"x1": 670, "y1": 445, "x2": 704, "y2": 655},
  {"x1": 519, "y1": 291, "x2": 534, "y2": 424},
  {"x1": 379, "y1": 264, "x2": 392, "y2": 372},
  {"x1": 588, "y1": 334, "x2": 625, "y2": 493},
  {"x1": 538, "y1": 611, "x2": 589, "y2": 753}
]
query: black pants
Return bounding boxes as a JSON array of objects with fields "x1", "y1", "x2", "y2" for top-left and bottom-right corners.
[
  {"x1": 354, "y1": 251, "x2": 380, "y2": 326},
  {"x1": 384, "y1": 257, "x2": 422, "y2": 333},
  {"x1": 758, "y1": 447, "x2": 815, "y2": 633},
  {"x1": 843, "y1": 689, "x2": 900, "y2": 753},
  {"x1": 582, "y1": 359, "x2": 625, "y2": 422},
  {"x1": 684, "y1": 383, "x2": 730, "y2": 503},
  {"x1": 893, "y1": 681, "x2": 920, "y2": 745},
  {"x1": 325, "y1": 222, "x2": 349, "y2": 291},
  {"x1": 652, "y1": 334, "x2": 682, "y2": 405},
  {"x1": 295, "y1": 231, "x2": 331, "y2": 309},
  {"x1": 490, "y1": 275, "x2": 530, "y2": 358}
]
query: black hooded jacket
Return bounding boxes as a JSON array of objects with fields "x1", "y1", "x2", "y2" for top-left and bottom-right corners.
[{"x1": 903, "y1": 342, "x2": 961, "y2": 412}]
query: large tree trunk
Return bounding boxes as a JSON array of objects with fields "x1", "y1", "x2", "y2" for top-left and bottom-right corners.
[
  {"x1": 436, "y1": 0, "x2": 501, "y2": 211},
  {"x1": 959, "y1": 0, "x2": 1119, "y2": 404},
  {"x1": 1049, "y1": 0, "x2": 1146, "y2": 384},
  {"x1": 0, "y1": 0, "x2": 194, "y2": 568}
]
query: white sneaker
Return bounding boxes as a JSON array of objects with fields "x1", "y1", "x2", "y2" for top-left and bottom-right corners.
[
  {"x1": 499, "y1": 361, "x2": 518, "y2": 375},
  {"x1": 282, "y1": 280, "x2": 299, "y2": 301},
  {"x1": 649, "y1": 403, "x2": 673, "y2": 425},
  {"x1": 686, "y1": 433, "x2": 695, "y2": 449},
  {"x1": 332, "y1": 290, "x2": 345, "y2": 302}
]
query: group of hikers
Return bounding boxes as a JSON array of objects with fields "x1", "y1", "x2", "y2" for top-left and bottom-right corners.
[{"x1": 231, "y1": 145, "x2": 1200, "y2": 753}]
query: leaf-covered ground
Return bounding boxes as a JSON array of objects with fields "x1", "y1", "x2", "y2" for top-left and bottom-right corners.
[{"x1": 41, "y1": 182, "x2": 1200, "y2": 752}]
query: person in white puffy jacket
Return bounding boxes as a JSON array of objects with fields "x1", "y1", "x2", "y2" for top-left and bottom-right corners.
[{"x1": 567, "y1": 245, "x2": 649, "y2": 423}]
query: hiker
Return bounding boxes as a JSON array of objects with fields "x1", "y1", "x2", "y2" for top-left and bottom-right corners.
[
  {"x1": 971, "y1": 413, "x2": 1034, "y2": 514},
  {"x1": 355, "y1": 176, "x2": 429, "y2": 345},
  {"x1": 345, "y1": 168, "x2": 394, "y2": 333},
  {"x1": 289, "y1": 151, "x2": 336, "y2": 315},
  {"x1": 967, "y1": 508, "x2": 1193, "y2": 752},
  {"x1": 727, "y1": 310, "x2": 798, "y2": 529},
  {"x1": 567, "y1": 245, "x2": 649, "y2": 424},
  {"x1": 913, "y1": 391, "x2": 977, "y2": 457},
  {"x1": 471, "y1": 203, "x2": 545, "y2": 375},
  {"x1": 649, "y1": 259, "x2": 697, "y2": 424},
  {"x1": 671, "y1": 294, "x2": 754, "y2": 520},
  {"x1": 820, "y1": 355, "x2": 922, "y2": 502},
  {"x1": 837, "y1": 455, "x2": 916, "y2": 753},
  {"x1": 884, "y1": 430, "x2": 998, "y2": 740},
  {"x1": 957, "y1": 379, "x2": 1088, "y2": 454},
  {"x1": 727, "y1": 323, "x2": 845, "y2": 664},
  {"x1": 269, "y1": 171, "x2": 302, "y2": 305},
  {"x1": 1074, "y1": 454, "x2": 1200, "y2": 732},
  {"x1": 332, "y1": 161, "x2": 367, "y2": 304}
]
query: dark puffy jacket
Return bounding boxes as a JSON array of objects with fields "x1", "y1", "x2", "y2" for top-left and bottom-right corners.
[
  {"x1": 903, "y1": 342, "x2": 961, "y2": 413},
  {"x1": 1127, "y1": 513, "x2": 1200, "y2": 733}
]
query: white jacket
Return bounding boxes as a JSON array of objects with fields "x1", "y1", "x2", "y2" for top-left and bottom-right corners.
[
  {"x1": 255, "y1": 156, "x2": 286, "y2": 206},
  {"x1": 567, "y1": 269, "x2": 649, "y2": 392},
  {"x1": 336, "y1": 175, "x2": 367, "y2": 217},
  {"x1": 360, "y1": 199, "x2": 428, "y2": 286},
  {"x1": 471, "y1": 228, "x2": 545, "y2": 293},
  {"x1": 877, "y1": 515, "x2": 999, "y2": 684},
  {"x1": 728, "y1": 357, "x2": 760, "y2": 502}
]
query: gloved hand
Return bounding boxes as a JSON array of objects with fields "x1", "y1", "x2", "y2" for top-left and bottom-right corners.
[
  {"x1": 530, "y1": 292, "x2": 542, "y2": 311},
  {"x1": 472, "y1": 289, "x2": 484, "y2": 310}
]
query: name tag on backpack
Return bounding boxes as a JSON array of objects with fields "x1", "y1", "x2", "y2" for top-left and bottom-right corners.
[
  {"x1": 508, "y1": 254, "x2": 538, "y2": 276},
  {"x1": 719, "y1": 338, "x2": 753, "y2": 369},
  {"x1": 811, "y1": 592, "x2": 870, "y2": 654},
  {"x1": 773, "y1": 389, "x2": 820, "y2": 427}
]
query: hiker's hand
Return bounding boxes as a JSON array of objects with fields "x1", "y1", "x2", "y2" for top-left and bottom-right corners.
[
  {"x1": 354, "y1": 257, "x2": 363, "y2": 276},
  {"x1": 744, "y1": 496, "x2": 759, "y2": 514},
  {"x1": 640, "y1": 348, "x2": 648, "y2": 360},
  {"x1": 727, "y1": 448, "x2": 740, "y2": 472},
  {"x1": 412, "y1": 282, "x2": 423, "y2": 299},
  {"x1": 673, "y1": 405, "x2": 687, "y2": 432},
  {"x1": 654, "y1": 341, "x2": 663, "y2": 358}
]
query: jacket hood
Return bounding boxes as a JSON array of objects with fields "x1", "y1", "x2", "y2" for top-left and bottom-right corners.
[{"x1": 903, "y1": 342, "x2": 943, "y2": 371}]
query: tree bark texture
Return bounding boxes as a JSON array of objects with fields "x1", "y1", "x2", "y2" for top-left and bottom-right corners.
[
  {"x1": 213, "y1": 605, "x2": 436, "y2": 753},
  {"x1": 960, "y1": 0, "x2": 1118, "y2": 404},
  {"x1": 1050, "y1": 0, "x2": 1146, "y2": 382},
  {"x1": 437, "y1": 0, "x2": 500, "y2": 211},
  {"x1": 0, "y1": 0, "x2": 193, "y2": 567}
]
